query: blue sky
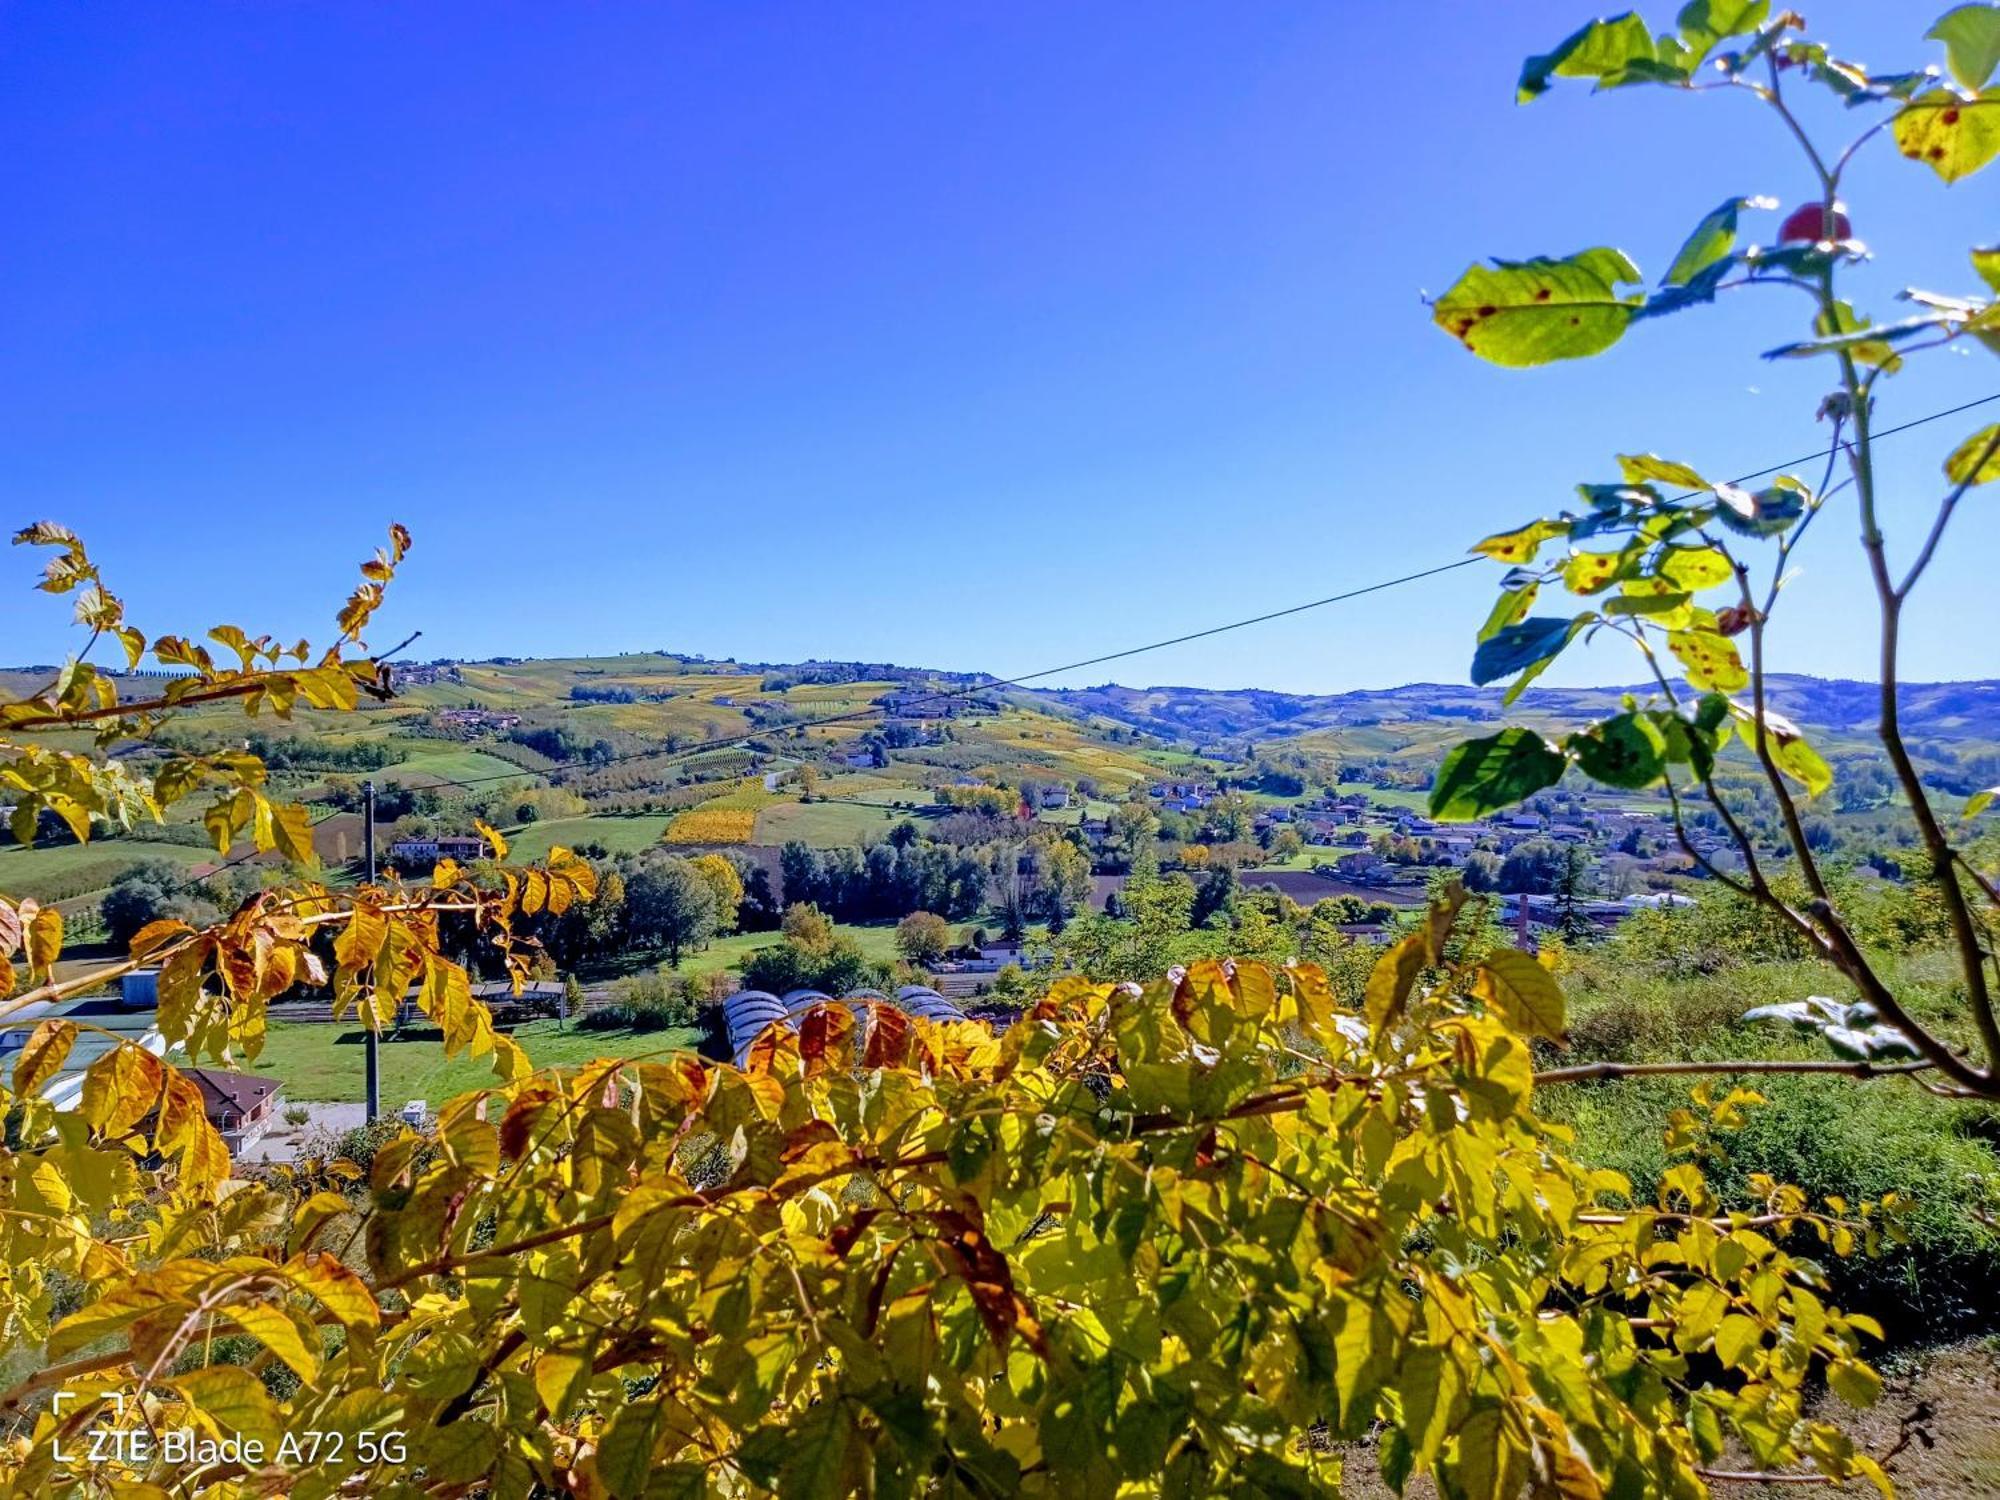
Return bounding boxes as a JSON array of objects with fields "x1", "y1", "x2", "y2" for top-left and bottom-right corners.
[{"x1": 2, "y1": 2, "x2": 1994, "y2": 692}]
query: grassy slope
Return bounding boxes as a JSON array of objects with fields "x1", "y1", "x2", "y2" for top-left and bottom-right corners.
[
  {"x1": 231, "y1": 1018, "x2": 701, "y2": 1103},
  {"x1": 504, "y1": 813, "x2": 674, "y2": 859},
  {"x1": 752, "y1": 799, "x2": 911, "y2": 847},
  {"x1": 0, "y1": 839, "x2": 207, "y2": 902}
]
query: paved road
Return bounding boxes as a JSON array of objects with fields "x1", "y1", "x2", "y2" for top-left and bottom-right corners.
[{"x1": 236, "y1": 1101, "x2": 369, "y2": 1163}]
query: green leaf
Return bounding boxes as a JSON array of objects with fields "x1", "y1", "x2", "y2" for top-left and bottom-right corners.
[
  {"x1": 1433, "y1": 251, "x2": 1642, "y2": 367},
  {"x1": 1430, "y1": 729, "x2": 1568, "y2": 821},
  {"x1": 1471, "y1": 616, "x2": 1582, "y2": 688},
  {"x1": 1662, "y1": 195, "x2": 1770, "y2": 286},
  {"x1": 1473, "y1": 517, "x2": 1568, "y2": 564},
  {"x1": 1442, "y1": 1402, "x2": 1530, "y2": 1500},
  {"x1": 593, "y1": 1401, "x2": 661, "y2": 1499},
  {"x1": 1618, "y1": 452, "x2": 1709, "y2": 489},
  {"x1": 1568, "y1": 712, "x2": 1668, "y2": 789},
  {"x1": 1678, "y1": 0, "x2": 1771, "y2": 55},
  {"x1": 1945, "y1": 422, "x2": 2000, "y2": 484},
  {"x1": 1474, "y1": 949, "x2": 1567, "y2": 1038},
  {"x1": 1518, "y1": 14, "x2": 1673, "y2": 102},
  {"x1": 1828, "y1": 1358, "x2": 1885, "y2": 1408},
  {"x1": 1715, "y1": 1313, "x2": 1762, "y2": 1371},
  {"x1": 1930, "y1": 4, "x2": 2000, "y2": 89},
  {"x1": 1477, "y1": 582, "x2": 1539, "y2": 643},
  {"x1": 1894, "y1": 91, "x2": 2000, "y2": 182},
  {"x1": 1975, "y1": 245, "x2": 2000, "y2": 292},
  {"x1": 1668, "y1": 629, "x2": 1749, "y2": 692},
  {"x1": 1965, "y1": 786, "x2": 1997, "y2": 817},
  {"x1": 1658, "y1": 544, "x2": 1734, "y2": 590}
]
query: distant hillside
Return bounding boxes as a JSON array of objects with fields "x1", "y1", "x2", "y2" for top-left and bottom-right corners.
[{"x1": 1022, "y1": 675, "x2": 2000, "y2": 749}]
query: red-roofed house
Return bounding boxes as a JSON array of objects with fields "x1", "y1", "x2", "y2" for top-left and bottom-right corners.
[{"x1": 186, "y1": 1068, "x2": 286, "y2": 1152}]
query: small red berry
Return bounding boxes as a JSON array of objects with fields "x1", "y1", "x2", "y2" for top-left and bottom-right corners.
[{"x1": 1778, "y1": 202, "x2": 1853, "y2": 243}]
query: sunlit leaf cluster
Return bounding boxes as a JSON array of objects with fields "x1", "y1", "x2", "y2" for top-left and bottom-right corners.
[{"x1": 0, "y1": 893, "x2": 1903, "y2": 1497}]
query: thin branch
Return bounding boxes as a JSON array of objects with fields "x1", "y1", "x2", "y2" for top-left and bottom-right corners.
[
  {"x1": 1694, "y1": 1468, "x2": 1831, "y2": 1486},
  {"x1": 1727, "y1": 540, "x2": 1831, "y2": 902},
  {"x1": 1830, "y1": 116, "x2": 1892, "y2": 183},
  {"x1": 370, "y1": 629, "x2": 422, "y2": 664},
  {"x1": 1845, "y1": 355, "x2": 2000, "y2": 1072},
  {"x1": 1898, "y1": 424, "x2": 2000, "y2": 601}
]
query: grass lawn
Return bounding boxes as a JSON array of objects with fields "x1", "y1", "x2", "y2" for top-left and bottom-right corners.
[
  {"x1": 384, "y1": 747, "x2": 543, "y2": 788},
  {"x1": 225, "y1": 1018, "x2": 702, "y2": 1103},
  {"x1": 753, "y1": 799, "x2": 911, "y2": 847},
  {"x1": 1358, "y1": 786, "x2": 1433, "y2": 813},
  {"x1": 671, "y1": 921, "x2": 906, "y2": 979},
  {"x1": 504, "y1": 813, "x2": 674, "y2": 860}
]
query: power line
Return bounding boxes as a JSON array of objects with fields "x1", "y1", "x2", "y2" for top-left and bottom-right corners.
[{"x1": 174, "y1": 387, "x2": 1999, "y2": 885}]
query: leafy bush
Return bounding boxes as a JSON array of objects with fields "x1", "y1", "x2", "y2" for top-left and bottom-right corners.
[
  {"x1": 1549, "y1": 946, "x2": 2000, "y2": 1340},
  {"x1": 577, "y1": 967, "x2": 699, "y2": 1031}
]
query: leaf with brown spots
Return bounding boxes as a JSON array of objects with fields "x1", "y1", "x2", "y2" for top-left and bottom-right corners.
[
  {"x1": 1432, "y1": 250, "x2": 1642, "y2": 367},
  {"x1": 1893, "y1": 91, "x2": 2000, "y2": 182}
]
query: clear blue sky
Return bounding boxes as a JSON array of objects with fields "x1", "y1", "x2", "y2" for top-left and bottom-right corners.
[{"x1": 2, "y1": 3, "x2": 1994, "y2": 691}]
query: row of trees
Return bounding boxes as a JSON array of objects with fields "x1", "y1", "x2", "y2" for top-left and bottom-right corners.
[{"x1": 776, "y1": 836, "x2": 990, "y2": 923}]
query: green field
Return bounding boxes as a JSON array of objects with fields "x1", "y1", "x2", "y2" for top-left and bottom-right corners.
[
  {"x1": 383, "y1": 746, "x2": 543, "y2": 788},
  {"x1": 0, "y1": 839, "x2": 207, "y2": 902},
  {"x1": 504, "y1": 813, "x2": 674, "y2": 859},
  {"x1": 224, "y1": 1017, "x2": 703, "y2": 1103},
  {"x1": 1357, "y1": 786, "x2": 1433, "y2": 812},
  {"x1": 752, "y1": 799, "x2": 910, "y2": 847}
]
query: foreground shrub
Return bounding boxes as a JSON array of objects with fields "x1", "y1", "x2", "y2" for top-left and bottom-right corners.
[{"x1": 1, "y1": 898, "x2": 1908, "y2": 1495}]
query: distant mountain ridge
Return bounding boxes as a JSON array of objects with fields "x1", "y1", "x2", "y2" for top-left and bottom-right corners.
[{"x1": 1019, "y1": 675, "x2": 2000, "y2": 747}]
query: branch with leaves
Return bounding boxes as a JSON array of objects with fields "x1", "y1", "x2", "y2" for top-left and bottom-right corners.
[{"x1": 1426, "y1": 1, "x2": 2000, "y2": 1100}]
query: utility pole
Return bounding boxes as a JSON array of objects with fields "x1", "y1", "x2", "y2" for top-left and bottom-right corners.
[{"x1": 362, "y1": 778, "x2": 380, "y2": 1123}]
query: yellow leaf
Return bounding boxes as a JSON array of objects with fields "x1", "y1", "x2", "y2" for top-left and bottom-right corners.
[
  {"x1": 284, "y1": 1252, "x2": 380, "y2": 1335},
  {"x1": 287, "y1": 1194, "x2": 354, "y2": 1256},
  {"x1": 475, "y1": 819, "x2": 509, "y2": 860},
  {"x1": 128, "y1": 917, "x2": 194, "y2": 959},
  {"x1": 1715, "y1": 1313, "x2": 1762, "y2": 1371},
  {"x1": 334, "y1": 905, "x2": 388, "y2": 971},
  {"x1": 1363, "y1": 932, "x2": 1427, "y2": 1034},
  {"x1": 25, "y1": 904, "x2": 62, "y2": 982},
  {"x1": 172, "y1": 1365, "x2": 281, "y2": 1448},
  {"x1": 12, "y1": 1019, "x2": 77, "y2": 1095},
  {"x1": 1668, "y1": 628, "x2": 1748, "y2": 693},
  {"x1": 270, "y1": 801, "x2": 319, "y2": 866},
  {"x1": 1472, "y1": 950, "x2": 1567, "y2": 1038},
  {"x1": 534, "y1": 1350, "x2": 589, "y2": 1418},
  {"x1": 81, "y1": 1044, "x2": 166, "y2": 1136},
  {"x1": 229, "y1": 1301, "x2": 321, "y2": 1380},
  {"x1": 1944, "y1": 422, "x2": 2000, "y2": 485},
  {"x1": 1893, "y1": 91, "x2": 2000, "y2": 183}
]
